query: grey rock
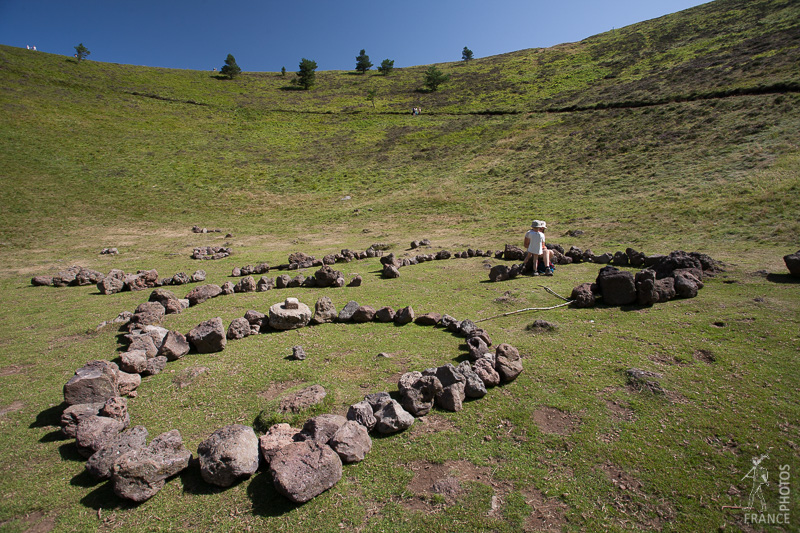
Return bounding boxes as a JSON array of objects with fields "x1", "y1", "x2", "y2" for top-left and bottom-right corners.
[
  {"x1": 394, "y1": 306, "x2": 415, "y2": 325},
  {"x1": 198, "y1": 424, "x2": 260, "y2": 487},
  {"x1": 374, "y1": 306, "x2": 395, "y2": 322},
  {"x1": 337, "y1": 300, "x2": 360, "y2": 322},
  {"x1": 495, "y1": 343, "x2": 523, "y2": 383},
  {"x1": 329, "y1": 421, "x2": 372, "y2": 463},
  {"x1": 185, "y1": 284, "x2": 222, "y2": 306},
  {"x1": 86, "y1": 426, "x2": 148, "y2": 480},
  {"x1": 63, "y1": 360, "x2": 119, "y2": 406},
  {"x1": 299, "y1": 414, "x2": 348, "y2": 445},
  {"x1": 158, "y1": 331, "x2": 190, "y2": 360},
  {"x1": 76, "y1": 415, "x2": 125, "y2": 458},
  {"x1": 346, "y1": 400, "x2": 377, "y2": 430},
  {"x1": 119, "y1": 349, "x2": 148, "y2": 374},
  {"x1": 186, "y1": 317, "x2": 227, "y2": 353},
  {"x1": 60, "y1": 402, "x2": 103, "y2": 438},
  {"x1": 227, "y1": 317, "x2": 252, "y2": 340},
  {"x1": 111, "y1": 430, "x2": 192, "y2": 502},
  {"x1": 374, "y1": 399, "x2": 414, "y2": 434},
  {"x1": 269, "y1": 440, "x2": 342, "y2": 503},
  {"x1": 311, "y1": 296, "x2": 337, "y2": 325}
]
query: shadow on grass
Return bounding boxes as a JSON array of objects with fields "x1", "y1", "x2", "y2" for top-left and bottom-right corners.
[
  {"x1": 58, "y1": 441, "x2": 84, "y2": 462},
  {"x1": 766, "y1": 273, "x2": 800, "y2": 284},
  {"x1": 80, "y1": 480, "x2": 137, "y2": 511},
  {"x1": 247, "y1": 471, "x2": 301, "y2": 516},
  {"x1": 71, "y1": 469, "x2": 101, "y2": 488},
  {"x1": 32, "y1": 402, "x2": 66, "y2": 429}
]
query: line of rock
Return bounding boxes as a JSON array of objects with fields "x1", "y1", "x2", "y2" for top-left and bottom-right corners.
[
  {"x1": 59, "y1": 294, "x2": 523, "y2": 504},
  {"x1": 31, "y1": 266, "x2": 207, "y2": 292}
]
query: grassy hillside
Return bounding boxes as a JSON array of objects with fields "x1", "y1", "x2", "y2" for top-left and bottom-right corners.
[{"x1": 0, "y1": 0, "x2": 798, "y2": 531}]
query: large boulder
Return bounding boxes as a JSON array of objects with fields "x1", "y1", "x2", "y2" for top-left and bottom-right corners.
[
  {"x1": 495, "y1": 343, "x2": 523, "y2": 383},
  {"x1": 337, "y1": 300, "x2": 360, "y2": 322},
  {"x1": 473, "y1": 357, "x2": 501, "y2": 388},
  {"x1": 269, "y1": 298, "x2": 312, "y2": 330},
  {"x1": 149, "y1": 288, "x2": 178, "y2": 306},
  {"x1": 374, "y1": 400, "x2": 414, "y2": 434},
  {"x1": 374, "y1": 306, "x2": 395, "y2": 323},
  {"x1": 398, "y1": 372, "x2": 442, "y2": 417},
  {"x1": 785, "y1": 251, "x2": 800, "y2": 277},
  {"x1": 654, "y1": 277, "x2": 676, "y2": 303},
  {"x1": 635, "y1": 270, "x2": 657, "y2": 307},
  {"x1": 111, "y1": 430, "x2": 192, "y2": 502},
  {"x1": 98, "y1": 276, "x2": 124, "y2": 295},
  {"x1": 186, "y1": 317, "x2": 227, "y2": 353},
  {"x1": 311, "y1": 296, "x2": 337, "y2": 324},
  {"x1": 186, "y1": 284, "x2": 222, "y2": 306},
  {"x1": 85, "y1": 425, "x2": 148, "y2": 480},
  {"x1": 259, "y1": 423, "x2": 300, "y2": 465},
  {"x1": 488, "y1": 265, "x2": 511, "y2": 282},
  {"x1": 198, "y1": 424, "x2": 260, "y2": 487},
  {"x1": 351, "y1": 305, "x2": 376, "y2": 323},
  {"x1": 60, "y1": 402, "x2": 104, "y2": 438},
  {"x1": 75, "y1": 415, "x2": 125, "y2": 458},
  {"x1": 63, "y1": 360, "x2": 119, "y2": 406},
  {"x1": 329, "y1": 421, "x2": 372, "y2": 464},
  {"x1": 299, "y1": 414, "x2": 348, "y2": 445},
  {"x1": 346, "y1": 400, "x2": 377, "y2": 431},
  {"x1": 457, "y1": 361, "x2": 488, "y2": 399},
  {"x1": 314, "y1": 265, "x2": 343, "y2": 288},
  {"x1": 269, "y1": 440, "x2": 343, "y2": 503},
  {"x1": 226, "y1": 317, "x2": 252, "y2": 340},
  {"x1": 158, "y1": 331, "x2": 190, "y2": 360},
  {"x1": 119, "y1": 350, "x2": 148, "y2": 374},
  {"x1": 394, "y1": 306, "x2": 415, "y2": 325},
  {"x1": 596, "y1": 266, "x2": 636, "y2": 306},
  {"x1": 234, "y1": 276, "x2": 256, "y2": 293}
]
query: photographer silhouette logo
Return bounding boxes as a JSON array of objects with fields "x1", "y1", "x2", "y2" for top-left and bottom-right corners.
[{"x1": 726, "y1": 451, "x2": 792, "y2": 527}]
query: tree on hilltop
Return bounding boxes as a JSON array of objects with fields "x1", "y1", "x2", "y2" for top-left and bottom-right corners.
[
  {"x1": 74, "y1": 43, "x2": 90, "y2": 62},
  {"x1": 462, "y1": 46, "x2": 473, "y2": 62},
  {"x1": 220, "y1": 54, "x2": 241, "y2": 79},
  {"x1": 423, "y1": 65, "x2": 450, "y2": 92},
  {"x1": 377, "y1": 58, "x2": 394, "y2": 76},
  {"x1": 293, "y1": 58, "x2": 318, "y2": 90},
  {"x1": 355, "y1": 49, "x2": 373, "y2": 74}
]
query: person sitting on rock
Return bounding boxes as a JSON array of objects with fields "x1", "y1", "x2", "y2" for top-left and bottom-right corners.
[{"x1": 523, "y1": 220, "x2": 546, "y2": 275}]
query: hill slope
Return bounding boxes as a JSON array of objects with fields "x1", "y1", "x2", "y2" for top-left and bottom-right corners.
[{"x1": 0, "y1": 0, "x2": 798, "y2": 251}]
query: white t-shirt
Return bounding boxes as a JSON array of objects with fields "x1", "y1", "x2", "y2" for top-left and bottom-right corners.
[{"x1": 525, "y1": 229, "x2": 545, "y2": 254}]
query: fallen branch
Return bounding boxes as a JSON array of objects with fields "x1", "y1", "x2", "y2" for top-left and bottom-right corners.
[
  {"x1": 475, "y1": 300, "x2": 573, "y2": 323},
  {"x1": 540, "y1": 285, "x2": 571, "y2": 302}
]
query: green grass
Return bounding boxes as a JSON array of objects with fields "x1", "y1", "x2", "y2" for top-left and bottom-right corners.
[{"x1": 0, "y1": 0, "x2": 799, "y2": 531}]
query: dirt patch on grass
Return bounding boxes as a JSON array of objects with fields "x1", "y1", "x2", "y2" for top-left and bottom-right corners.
[
  {"x1": 0, "y1": 364, "x2": 32, "y2": 376},
  {"x1": 522, "y1": 487, "x2": 568, "y2": 532},
  {"x1": 605, "y1": 399, "x2": 637, "y2": 422},
  {"x1": 599, "y1": 462, "x2": 676, "y2": 530},
  {"x1": 408, "y1": 414, "x2": 459, "y2": 440},
  {"x1": 256, "y1": 380, "x2": 304, "y2": 401},
  {"x1": 0, "y1": 511, "x2": 55, "y2": 533},
  {"x1": 402, "y1": 459, "x2": 503, "y2": 512},
  {"x1": 533, "y1": 406, "x2": 581, "y2": 436},
  {"x1": 694, "y1": 349, "x2": 716, "y2": 364},
  {"x1": 0, "y1": 401, "x2": 24, "y2": 418},
  {"x1": 172, "y1": 366, "x2": 210, "y2": 389}
]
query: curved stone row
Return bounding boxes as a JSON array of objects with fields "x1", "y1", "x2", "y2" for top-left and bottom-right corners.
[
  {"x1": 231, "y1": 245, "x2": 388, "y2": 277},
  {"x1": 60, "y1": 296, "x2": 523, "y2": 504},
  {"x1": 569, "y1": 251, "x2": 717, "y2": 308},
  {"x1": 31, "y1": 266, "x2": 207, "y2": 294},
  {"x1": 191, "y1": 246, "x2": 231, "y2": 260}
]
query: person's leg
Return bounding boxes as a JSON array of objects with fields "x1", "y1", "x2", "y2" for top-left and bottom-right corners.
[{"x1": 532, "y1": 254, "x2": 540, "y2": 275}]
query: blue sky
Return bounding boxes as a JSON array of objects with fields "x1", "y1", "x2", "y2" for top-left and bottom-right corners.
[{"x1": 0, "y1": 0, "x2": 711, "y2": 72}]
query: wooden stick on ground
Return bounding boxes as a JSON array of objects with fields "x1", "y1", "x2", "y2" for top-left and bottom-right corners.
[{"x1": 475, "y1": 284, "x2": 574, "y2": 323}]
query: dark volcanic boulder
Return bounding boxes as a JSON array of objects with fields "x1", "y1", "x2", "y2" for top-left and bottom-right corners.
[
  {"x1": 311, "y1": 296, "x2": 337, "y2": 324},
  {"x1": 86, "y1": 425, "x2": 148, "y2": 480},
  {"x1": 635, "y1": 270, "x2": 657, "y2": 307},
  {"x1": 394, "y1": 306, "x2": 415, "y2": 325},
  {"x1": 374, "y1": 306, "x2": 395, "y2": 323},
  {"x1": 495, "y1": 343, "x2": 523, "y2": 383},
  {"x1": 64, "y1": 360, "x2": 119, "y2": 406},
  {"x1": 570, "y1": 283, "x2": 596, "y2": 308},
  {"x1": 489, "y1": 265, "x2": 511, "y2": 282},
  {"x1": 351, "y1": 305, "x2": 376, "y2": 323},
  {"x1": 198, "y1": 424, "x2": 260, "y2": 487},
  {"x1": 111, "y1": 430, "x2": 192, "y2": 502},
  {"x1": 269, "y1": 440, "x2": 342, "y2": 503},
  {"x1": 186, "y1": 284, "x2": 222, "y2": 306},
  {"x1": 651, "y1": 251, "x2": 703, "y2": 280},
  {"x1": 654, "y1": 277, "x2": 676, "y2": 303},
  {"x1": 596, "y1": 266, "x2": 636, "y2": 306},
  {"x1": 314, "y1": 265, "x2": 343, "y2": 288},
  {"x1": 187, "y1": 317, "x2": 227, "y2": 353},
  {"x1": 784, "y1": 250, "x2": 800, "y2": 277}
]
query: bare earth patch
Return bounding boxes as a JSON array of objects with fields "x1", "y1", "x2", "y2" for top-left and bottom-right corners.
[
  {"x1": 605, "y1": 399, "x2": 637, "y2": 422},
  {"x1": 694, "y1": 349, "x2": 716, "y2": 364},
  {"x1": 402, "y1": 459, "x2": 504, "y2": 512},
  {"x1": 407, "y1": 414, "x2": 459, "y2": 440},
  {"x1": 256, "y1": 380, "x2": 304, "y2": 401},
  {"x1": 172, "y1": 366, "x2": 210, "y2": 389},
  {"x1": 0, "y1": 401, "x2": 24, "y2": 418},
  {"x1": 522, "y1": 487, "x2": 568, "y2": 532},
  {"x1": 0, "y1": 364, "x2": 32, "y2": 377},
  {"x1": 533, "y1": 406, "x2": 581, "y2": 436},
  {"x1": 600, "y1": 462, "x2": 676, "y2": 530},
  {"x1": 0, "y1": 511, "x2": 56, "y2": 533}
]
